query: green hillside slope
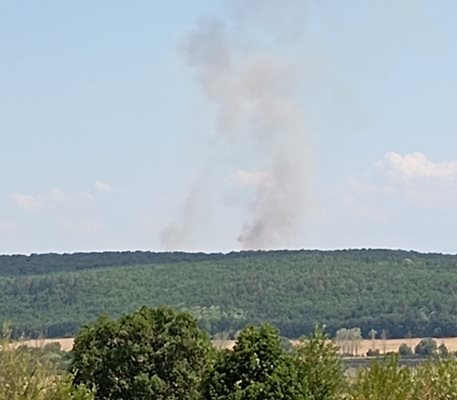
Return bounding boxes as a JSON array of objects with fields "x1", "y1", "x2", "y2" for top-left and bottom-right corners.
[{"x1": 2, "y1": 249, "x2": 457, "y2": 339}]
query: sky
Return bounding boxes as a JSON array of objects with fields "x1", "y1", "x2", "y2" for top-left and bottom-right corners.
[{"x1": 1, "y1": 0, "x2": 457, "y2": 254}]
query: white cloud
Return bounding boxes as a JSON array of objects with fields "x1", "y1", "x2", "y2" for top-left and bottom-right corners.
[
  {"x1": 339, "y1": 151, "x2": 457, "y2": 215},
  {"x1": 9, "y1": 194, "x2": 40, "y2": 211},
  {"x1": 9, "y1": 182, "x2": 103, "y2": 212},
  {"x1": 48, "y1": 188, "x2": 66, "y2": 202},
  {"x1": 381, "y1": 151, "x2": 457, "y2": 180},
  {"x1": 94, "y1": 180, "x2": 111, "y2": 193},
  {"x1": 229, "y1": 169, "x2": 272, "y2": 187}
]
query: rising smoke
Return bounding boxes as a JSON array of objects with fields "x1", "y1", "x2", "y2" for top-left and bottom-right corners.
[{"x1": 160, "y1": 1, "x2": 312, "y2": 250}]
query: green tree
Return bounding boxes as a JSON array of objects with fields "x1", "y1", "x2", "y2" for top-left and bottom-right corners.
[
  {"x1": 335, "y1": 327, "x2": 362, "y2": 356},
  {"x1": 335, "y1": 328, "x2": 349, "y2": 355},
  {"x1": 349, "y1": 355, "x2": 413, "y2": 400},
  {"x1": 0, "y1": 322, "x2": 93, "y2": 400},
  {"x1": 380, "y1": 329, "x2": 388, "y2": 355},
  {"x1": 71, "y1": 306, "x2": 212, "y2": 400},
  {"x1": 415, "y1": 338, "x2": 438, "y2": 357},
  {"x1": 438, "y1": 343, "x2": 449, "y2": 357},
  {"x1": 368, "y1": 329, "x2": 377, "y2": 350},
  {"x1": 350, "y1": 328, "x2": 363, "y2": 356},
  {"x1": 413, "y1": 357, "x2": 457, "y2": 399},
  {"x1": 398, "y1": 343, "x2": 413, "y2": 358},
  {"x1": 295, "y1": 326, "x2": 345, "y2": 400},
  {"x1": 203, "y1": 324, "x2": 306, "y2": 399}
]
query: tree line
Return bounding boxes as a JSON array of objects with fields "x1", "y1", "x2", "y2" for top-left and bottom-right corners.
[
  {"x1": 2, "y1": 249, "x2": 457, "y2": 339},
  {"x1": 4, "y1": 306, "x2": 457, "y2": 399}
]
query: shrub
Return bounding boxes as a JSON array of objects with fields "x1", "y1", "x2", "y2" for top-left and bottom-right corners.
[
  {"x1": 349, "y1": 355, "x2": 413, "y2": 400},
  {"x1": 413, "y1": 357, "x2": 457, "y2": 399},
  {"x1": 438, "y1": 343, "x2": 449, "y2": 357},
  {"x1": 366, "y1": 349, "x2": 380, "y2": 357},
  {"x1": 415, "y1": 338, "x2": 438, "y2": 357},
  {"x1": 398, "y1": 343, "x2": 414, "y2": 357},
  {"x1": 0, "y1": 322, "x2": 93, "y2": 400}
]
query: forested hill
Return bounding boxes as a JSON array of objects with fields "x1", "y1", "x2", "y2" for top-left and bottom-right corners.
[
  {"x1": 2, "y1": 249, "x2": 457, "y2": 340},
  {"x1": 0, "y1": 251, "x2": 230, "y2": 276},
  {"x1": 0, "y1": 249, "x2": 450, "y2": 276}
]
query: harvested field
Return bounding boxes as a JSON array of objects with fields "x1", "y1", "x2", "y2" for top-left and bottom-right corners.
[
  {"x1": 14, "y1": 337, "x2": 457, "y2": 354},
  {"x1": 13, "y1": 338, "x2": 75, "y2": 352},
  {"x1": 300, "y1": 337, "x2": 457, "y2": 355},
  {"x1": 355, "y1": 338, "x2": 457, "y2": 355}
]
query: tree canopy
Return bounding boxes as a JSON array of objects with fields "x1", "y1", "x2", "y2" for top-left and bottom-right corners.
[
  {"x1": 3, "y1": 249, "x2": 457, "y2": 339},
  {"x1": 71, "y1": 306, "x2": 212, "y2": 400}
]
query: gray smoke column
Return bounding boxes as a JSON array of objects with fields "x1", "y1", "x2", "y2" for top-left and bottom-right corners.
[
  {"x1": 159, "y1": 183, "x2": 209, "y2": 251},
  {"x1": 162, "y1": 2, "x2": 312, "y2": 250}
]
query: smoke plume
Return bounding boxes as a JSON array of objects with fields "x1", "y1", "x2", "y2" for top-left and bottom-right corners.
[{"x1": 160, "y1": 1, "x2": 312, "y2": 250}]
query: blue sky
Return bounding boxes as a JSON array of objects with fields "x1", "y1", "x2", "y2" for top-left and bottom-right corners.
[{"x1": 2, "y1": 0, "x2": 457, "y2": 254}]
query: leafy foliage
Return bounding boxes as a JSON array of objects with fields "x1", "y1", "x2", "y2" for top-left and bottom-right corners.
[
  {"x1": 413, "y1": 357, "x2": 457, "y2": 399},
  {"x1": 415, "y1": 338, "x2": 438, "y2": 357},
  {"x1": 203, "y1": 324, "x2": 306, "y2": 400},
  {"x1": 0, "y1": 323, "x2": 93, "y2": 400},
  {"x1": 71, "y1": 306, "x2": 212, "y2": 400},
  {"x1": 294, "y1": 327, "x2": 346, "y2": 400},
  {"x1": 7, "y1": 305, "x2": 457, "y2": 400},
  {"x1": 3, "y1": 249, "x2": 457, "y2": 338},
  {"x1": 398, "y1": 343, "x2": 414, "y2": 357},
  {"x1": 348, "y1": 356, "x2": 413, "y2": 400}
]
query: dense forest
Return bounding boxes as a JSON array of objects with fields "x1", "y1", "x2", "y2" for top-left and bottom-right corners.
[{"x1": 2, "y1": 249, "x2": 457, "y2": 339}]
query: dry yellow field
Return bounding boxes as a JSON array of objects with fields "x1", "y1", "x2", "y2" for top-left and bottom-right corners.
[
  {"x1": 352, "y1": 337, "x2": 457, "y2": 355},
  {"x1": 14, "y1": 337, "x2": 457, "y2": 355},
  {"x1": 13, "y1": 338, "x2": 75, "y2": 352}
]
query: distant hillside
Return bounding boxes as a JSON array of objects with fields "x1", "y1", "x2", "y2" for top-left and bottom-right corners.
[{"x1": 2, "y1": 249, "x2": 457, "y2": 339}]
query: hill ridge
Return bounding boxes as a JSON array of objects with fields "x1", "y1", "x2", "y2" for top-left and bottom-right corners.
[{"x1": 2, "y1": 249, "x2": 457, "y2": 340}]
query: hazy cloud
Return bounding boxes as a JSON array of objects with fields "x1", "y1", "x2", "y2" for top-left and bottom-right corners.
[
  {"x1": 230, "y1": 169, "x2": 272, "y2": 187},
  {"x1": 94, "y1": 180, "x2": 112, "y2": 193},
  {"x1": 48, "y1": 188, "x2": 66, "y2": 202},
  {"x1": 9, "y1": 182, "x2": 108, "y2": 213},
  {"x1": 381, "y1": 151, "x2": 457, "y2": 180},
  {"x1": 341, "y1": 151, "x2": 457, "y2": 215},
  {"x1": 9, "y1": 194, "x2": 40, "y2": 212}
]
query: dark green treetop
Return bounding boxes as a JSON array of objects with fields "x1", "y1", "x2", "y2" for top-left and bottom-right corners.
[{"x1": 71, "y1": 306, "x2": 212, "y2": 400}]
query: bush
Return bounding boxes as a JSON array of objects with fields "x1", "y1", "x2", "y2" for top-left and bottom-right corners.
[
  {"x1": 349, "y1": 355, "x2": 413, "y2": 400},
  {"x1": 415, "y1": 338, "x2": 438, "y2": 357},
  {"x1": 0, "y1": 323, "x2": 93, "y2": 400},
  {"x1": 438, "y1": 343, "x2": 449, "y2": 357},
  {"x1": 398, "y1": 343, "x2": 414, "y2": 357},
  {"x1": 413, "y1": 357, "x2": 457, "y2": 399},
  {"x1": 366, "y1": 349, "x2": 380, "y2": 357}
]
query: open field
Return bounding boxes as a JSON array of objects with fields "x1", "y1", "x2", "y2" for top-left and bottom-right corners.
[
  {"x1": 12, "y1": 338, "x2": 75, "y2": 352},
  {"x1": 15, "y1": 337, "x2": 457, "y2": 354},
  {"x1": 214, "y1": 337, "x2": 457, "y2": 354},
  {"x1": 345, "y1": 337, "x2": 457, "y2": 355}
]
